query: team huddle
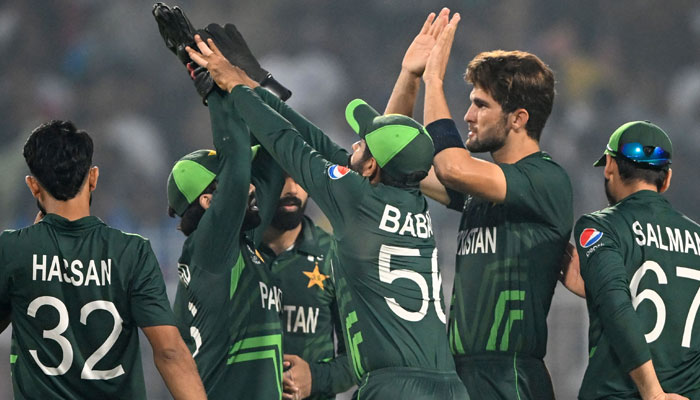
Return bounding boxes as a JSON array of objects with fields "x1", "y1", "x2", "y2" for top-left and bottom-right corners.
[{"x1": 0, "y1": 3, "x2": 698, "y2": 400}]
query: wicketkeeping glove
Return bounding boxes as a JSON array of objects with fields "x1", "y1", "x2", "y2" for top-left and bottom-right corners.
[
  {"x1": 200, "y1": 23, "x2": 292, "y2": 101},
  {"x1": 152, "y1": 2, "x2": 216, "y2": 103}
]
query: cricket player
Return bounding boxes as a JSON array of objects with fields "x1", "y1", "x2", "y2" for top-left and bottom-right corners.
[
  {"x1": 387, "y1": 11, "x2": 573, "y2": 399},
  {"x1": 260, "y1": 175, "x2": 356, "y2": 399},
  {"x1": 0, "y1": 120, "x2": 205, "y2": 399},
  {"x1": 187, "y1": 35, "x2": 469, "y2": 399},
  {"x1": 166, "y1": 85, "x2": 288, "y2": 399},
  {"x1": 574, "y1": 121, "x2": 698, "y2": 400}
]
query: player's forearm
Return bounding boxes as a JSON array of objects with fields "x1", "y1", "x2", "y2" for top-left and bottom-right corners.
[
  {"x1": 253, "y1": 87, "x2": 349, "y2": 165},
  {"x1": 308, "y1": 354, "x2": 356, "y2": 396},
  {"x1": 419, "y1": 167, "x2": 451, "y2": 205},
  {"x1": 629, "y1": 360, "x2": 666, "y2": 400},
  {"x1": 248, "y1": 149, "x2": 285, "y2": 245},
  {"x1": 153, "y1": 345, "x2": 207, "y2": 400},
  {"x1": 144, "y1": 325, "x2": 207, "y2": 400},
  {"x1": 423, "y1": 79, "x2": 452, "y2": 125},
  {"x1": 385, "y1": 68, "x2": 421, "y2": 117},
  {"x1": 594, "y1": 288, "x2": 652, "y2": 372},
  {"x1": 231, "y1": 85, "x2": 330, "y2": 197}
]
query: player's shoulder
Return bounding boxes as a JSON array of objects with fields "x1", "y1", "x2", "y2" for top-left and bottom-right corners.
[
  {"x1": 574, "y1": 206, "x2": 624, "y2": 241},
  {"x1": 507, "y1": 151, "x2": 572, "y2": 187},
  {"x1": 99, "y1": 223, "x2": 153, "y2": 250}
]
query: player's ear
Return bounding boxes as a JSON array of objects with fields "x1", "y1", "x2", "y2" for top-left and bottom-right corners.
[
  {"x1": 509, "y1": 108, "x2": 529, "y2": 133},
  {"x1": 364, "y1": 157, "x2": 380, "y2": 180},
  {"x1": 198, "y1": 193, "x2": 213, "y2": 210},
  {"x1": 25, "y1": 176, "x2": 41, "y2": 198},
  {"x1": 603, "y1": 155, "x2": 616, "y2": 180},
  {"x1": 659, "y1": 168, "x2": 672, "y2": 193},
  {"x1": 88, "y1": 166, "x2": 99, "y2": 192}
]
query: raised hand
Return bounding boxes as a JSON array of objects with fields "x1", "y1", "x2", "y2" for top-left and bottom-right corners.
[
  {"x1": 402, "y1": 8, "x2": 450, "y2": 77},
  {"x1": 423, "y1": 12, "x2": 461, "y2": 85},
  {"x1": 186, "y1": 34, "x2": 258, "y2": 93}
]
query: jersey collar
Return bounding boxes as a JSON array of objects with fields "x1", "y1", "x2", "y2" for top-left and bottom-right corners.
[{"x1": 40, "y1": 214, "x2": 105, "y2": 230}]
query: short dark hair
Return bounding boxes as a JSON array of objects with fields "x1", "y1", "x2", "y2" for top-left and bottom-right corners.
[
  {"x1": 168, "y1": 180, "x2": 217, "y2": 236},
  {"x1": 23, "y1": 120, "x2": 93, "y2": 200},
  {"x1": 615, "y1": 156, "x2": 668, "y2": 191},
  {"x1": 466, "y1": 50, "x2": 555, "y2": 141}
]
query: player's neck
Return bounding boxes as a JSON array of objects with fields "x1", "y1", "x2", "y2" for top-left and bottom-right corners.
[
  {"x1": 263, "y1": 224, "x2": 303, "y2": 256},
  {"x1": 491, "y1": 131, "x2": 540, "y2": 164},
  {"x1": 613, "y1": 181, "x2": 660, "y2": 203},
  {"x1": 41, "y1": 194, "x2": 91, "y2": 221}
]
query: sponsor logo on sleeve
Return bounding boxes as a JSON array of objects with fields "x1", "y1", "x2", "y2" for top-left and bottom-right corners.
[
  {"x1": 328, "y1": 165, "x2": 350, "y2": 180},
  {"x1": 579, "y1": 228, "x2": 603, "y2": 248}
]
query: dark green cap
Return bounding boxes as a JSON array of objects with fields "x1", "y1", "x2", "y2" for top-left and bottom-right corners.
[
  {"x1": 345, "y1": 99, "x2": 434, "y2": 181},
  {"x1": 594, "y1": 120, "x2": 673, "y2": 168},
  {"x1": 167, "y1": 146, "x2": 259, "y2": 216}
]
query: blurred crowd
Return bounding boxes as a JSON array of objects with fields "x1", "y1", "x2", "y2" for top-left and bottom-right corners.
[{"x1": 1, "y1": 0, "x2": 699, "y2": 398}]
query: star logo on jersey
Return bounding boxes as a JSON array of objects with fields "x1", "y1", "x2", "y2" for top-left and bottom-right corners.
[
  {"x1": 328, "y1": 165, "x2": 350, "y2": 180},
  {"x1": 579, "y1": 228, "x2": 603, "y2": 248},
  {"x1": 303, "y1": 264, "x2": 329, "y2": 290}
]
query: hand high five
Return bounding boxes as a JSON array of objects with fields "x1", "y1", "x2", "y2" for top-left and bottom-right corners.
[
  {"x1": 186, "y1": 34, "x2": 259, "y2": 92},
  {"x1": 401, "y1": 8, "x2": 450, "y2": 77},
  {"x1": 423, "y1": 12, "x2": 461, "y2": 85}
]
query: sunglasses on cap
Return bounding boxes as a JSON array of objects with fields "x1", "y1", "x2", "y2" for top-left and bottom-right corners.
[{"x1": 607, "y1": 142, "x2": 671, "y2": 166}]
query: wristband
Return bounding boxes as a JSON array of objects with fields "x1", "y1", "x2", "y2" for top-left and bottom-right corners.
[{"x1": 426, "y1": 118, "x2": 465, "y2": 155}]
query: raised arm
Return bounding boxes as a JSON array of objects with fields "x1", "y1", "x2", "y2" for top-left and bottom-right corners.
[
  {"x1": 187, "y1": 36, "x2": 363, "y2": 232},
  {"x1": 253, "y1": 87, "x2": 349, "y2": 165},
  {"x1": 190, "y1": 89, "x2": 252, "y2": 269},
  {"x1": 422, "y1": 13, "x2": 509, "y2": 203},
  {"x1": 385, "y1": 9, "x2": 449, "y2": 116}
]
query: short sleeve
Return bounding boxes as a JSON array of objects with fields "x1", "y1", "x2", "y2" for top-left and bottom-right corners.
[
  {"x1": 130, "y1": 240, "x2": 176, "y2": 327},
  {"x1": 501, "y1": 156, "x2": 573, "y2": 235}
]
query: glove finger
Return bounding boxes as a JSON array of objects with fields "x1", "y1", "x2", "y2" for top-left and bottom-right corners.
[
  {"x1": 205, "y1": 23, "x2": 232, "y2": 46},
  {"x1": 173, "y1": 7, "x2": 195, "y2": 37},
  {"x1": 223, "y1": 23, "x2": 250, "y2": 50},
  {"x1": 173, "y1": 6, "x2": 196, "y2": 35}
]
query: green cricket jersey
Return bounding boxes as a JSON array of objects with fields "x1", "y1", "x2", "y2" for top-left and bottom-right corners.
[
  {"x1": 0, "y1": 214, "x2": 175, "y2": 399},
  {"x1": 231, "y1": 86, "x2": 456, "y2": 381},
  {"x1": 575, "y1": 190, "x2": 700, "y2": 399},
  {"x1": 260, "y1": 216, "x2": 355, "y2": 399},
  {"x1": 172, "y1": 91, "x2": 285, "y2": 399},
  {"x1": 446, "y1": 152, "x2": 573, "y2": 359}
]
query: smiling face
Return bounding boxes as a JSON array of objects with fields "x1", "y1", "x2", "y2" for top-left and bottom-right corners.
[{"x1": 463, "y1": 87, "x2": 510, "y2": 154}]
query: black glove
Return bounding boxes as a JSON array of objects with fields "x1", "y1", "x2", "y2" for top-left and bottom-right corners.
[
  {"x1": 201, "y1": 23, "x2": 292, "y2": 101},
  {"x1": 152, "y1": 2, "x2": 196, "y2": 64},
  {"x1": 152, "y1": 2, "x2": 215, "y2": 104}
]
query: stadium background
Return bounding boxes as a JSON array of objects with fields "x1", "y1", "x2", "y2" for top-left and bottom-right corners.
[{"x1": 1, "y1": 0, "x2": 699, "y2": 398}]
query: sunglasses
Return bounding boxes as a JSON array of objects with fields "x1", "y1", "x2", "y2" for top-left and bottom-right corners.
[{"x1": 608, "y1": 142, "x2": 671, "y2": 166}]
